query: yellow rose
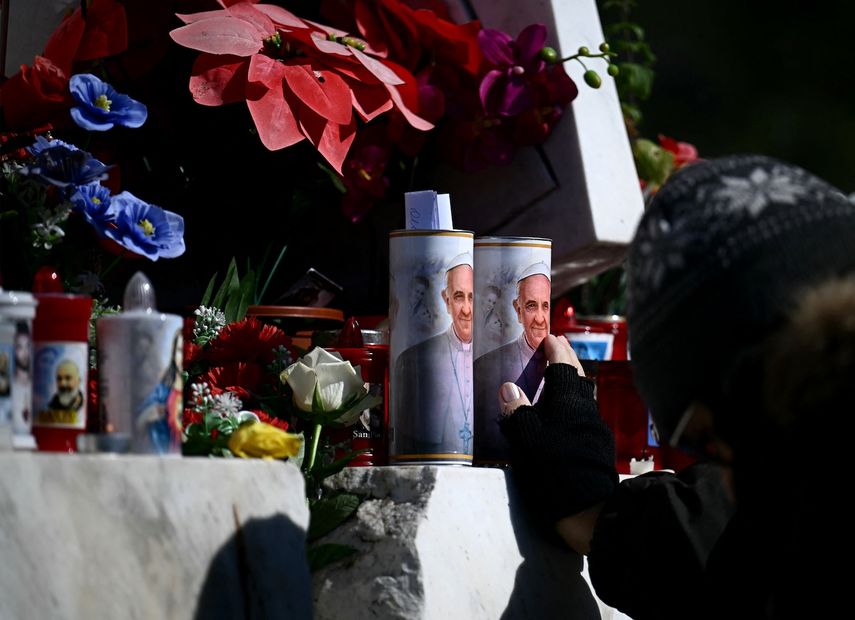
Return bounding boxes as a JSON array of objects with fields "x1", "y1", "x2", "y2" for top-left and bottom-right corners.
[{"x1": 228, "y1": 422, "x2": 302, "y2": 459}]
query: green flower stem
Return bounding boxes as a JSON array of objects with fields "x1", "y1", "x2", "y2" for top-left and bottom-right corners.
[
  {"x1": 99, "y1": 254, "x2": 123, "y2": 281},
  {"x1": 306, "y1": 422, "x2": 324, "y2": 473}
]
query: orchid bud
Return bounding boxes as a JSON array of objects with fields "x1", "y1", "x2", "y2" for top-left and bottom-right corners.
[
  {"x1": 539, "y1": 46, "x2": 559, "y2": 63},
  {"x1": 599, "y1": 42, "x2": 610, "y2": 53},
  {"x1": 607, "y1": 64, "x2": 620, "y2": 77},
  {"x1": 578, "y1": 46, "x2": 590, "y2": 56},
  {"x1": 584, "y1": 70, "x2": 602, "y2": 88}
]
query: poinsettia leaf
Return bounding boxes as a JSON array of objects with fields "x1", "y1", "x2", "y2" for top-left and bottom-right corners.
[
  {"x1": 225, "y1": 1, "x2": 275, "y2": 36},
  {"x1": 190, "y1": 54, "x2": 249, "y2": 106},
  {"x1": 246, "y1": 56, "x2": 305, "y2": 150},
  {"x1": 175, "y1": 9, "x2": 228, "y2": 25},
  {"x1": 350, "y1": 82, "x2": 393, "y2": 122},
  {"x1": 351, "y1": 48, "x2": 404, "y2": 86},
  {"x1": 308, "y1": 493, "x2": 360, "y2": 542},
  {"x1": 169, "y1": 16, "x2": 263, "y2": 57},
  {"x1": 385, "y1": 82, "x2": 433, "y2": 131},
  {"x1": 253, "y1": 4, "x2": 308, "y2": 29},
  {"x1": 310, "y1": 33, "x2": 353, "y2": 56},
  {"x1": 307, "y1": 543, "x2": 358, "y2": 572},
  {"x1": 297, "y1": 106, "x2": 357, "y2": 174},
  {"x1": 281, "y1": 64, "x2": 353, "y2": 125}
]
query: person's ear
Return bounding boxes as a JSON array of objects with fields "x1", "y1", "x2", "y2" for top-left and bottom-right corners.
[{"x1": 441, "y1": 289, "x2": 448, "y2": 305}]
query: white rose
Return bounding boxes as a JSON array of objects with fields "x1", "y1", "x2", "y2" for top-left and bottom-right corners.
[{"x1": 280, "y1": 347, "x2": 368, "y2": 414}]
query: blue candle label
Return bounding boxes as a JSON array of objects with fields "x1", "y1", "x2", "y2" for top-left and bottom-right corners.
[{"x1": 33, "y1": 342, "x2": 88, "y2": 428}]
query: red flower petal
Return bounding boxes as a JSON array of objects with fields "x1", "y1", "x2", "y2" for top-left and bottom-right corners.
[
  {"x1": 190, "y1": 54, "x2": 249, "y2": 106},
  {"x1": 169, "y1": 16, "x2": 263, "y2": 57},
  {"x1": 74, "y1": 0, "x2": 129, "y2": 62},
  {"x1": 281, "y1": 63, "x2": 353, "y2": 125},
  {"x1": 43, "y1": 11, "x2": 85, "y2": 75},
  {"x1": 205, "y1": 317, "x2": 292, "y2": 365},
  {"x1": 246, "y1": 56, "x2": 304, "y2": 150}
]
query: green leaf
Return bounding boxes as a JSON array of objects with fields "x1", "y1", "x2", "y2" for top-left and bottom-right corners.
[
  {"x1": 200, "y1": 271, "x2": 217, "y2": 307},
  {"x1": 616, "y1": 62, "x2": 654, "y2": 101},
  {"x1": 605, "y1": 21, "x2": 645, "y2": 41},
  {"x1": 257, "y1": 244, "x2": 287, "y2": 304},
  {"x1": 316, "y1": 162, "x2": 347, "y2": 194},
  {"x1": 314, "y1": 448, "x2": 369, "y2": 480},
  {"x1": 307, "y1": 543, "x2": 358, "y2": 572},
  {"x1": 212, "y1": 258, "x2": 238, "y2": 310},
  {"x1": 308, "y1": 493, "x2": 361, "y2": 542},
  {"x1": 235, "y1": 269, "x2": 256, "y2": 322}
]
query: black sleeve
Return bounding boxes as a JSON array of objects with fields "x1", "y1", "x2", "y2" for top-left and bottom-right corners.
[
  {"x1": 588, "y1": 462, "x2": 736, "y2": 620},
  {"x1": 499, "y1": 363, "x2": 618, "y2": 522}
]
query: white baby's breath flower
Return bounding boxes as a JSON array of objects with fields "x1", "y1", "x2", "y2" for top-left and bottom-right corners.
[
  {"x1": 212, "y1": 391, "x2": 243, "y2": 418},
  {"x1": 193, "y1": 305, "x2": 227, "y2": 345}
]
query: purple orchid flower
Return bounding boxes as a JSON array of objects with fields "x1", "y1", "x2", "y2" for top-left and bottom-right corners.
[{"x1": 478, "y1": 24, "x2": 548, "y2": 117}]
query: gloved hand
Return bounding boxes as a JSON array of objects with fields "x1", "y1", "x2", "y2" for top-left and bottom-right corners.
[{"x1": 498, "y1": 336, "x2": 618, "y2": 523}]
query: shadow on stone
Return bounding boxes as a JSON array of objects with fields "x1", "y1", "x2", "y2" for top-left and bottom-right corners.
[
  {"x1": 500, "y1": 470, "x2": 601, "y2": 620},
  {"x1": 195, "y1": 513, "x2": 313, "y2": 620}
]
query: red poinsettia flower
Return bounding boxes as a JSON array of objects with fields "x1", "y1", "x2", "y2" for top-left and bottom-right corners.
[
  {"x1": 169, "y1": 0, "x2": 432, "y2": 172},
  {"x1": 204, "y1": 316, "x2": 291, "y2": 365}
]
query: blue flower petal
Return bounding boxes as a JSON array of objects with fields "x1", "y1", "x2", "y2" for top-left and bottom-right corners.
[
  {"x1": 21, "y1": 140, "x2": 111, "y2": 188},
  {"x1": 70, "y1": 183, "x2": 115, "y2": 232},
  {"x1": 69, "y1": 73, "x2": 148, "y2": 132},
  {"x1": 105, "y1": 191, "x2": 185, "y2": 261}
]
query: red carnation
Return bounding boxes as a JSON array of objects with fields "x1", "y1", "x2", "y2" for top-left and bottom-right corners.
[
  {"x1": 204, "y1": 317, "x2": 291, "y2": 365},
  {"x1": 201, "y1": 362, "x2": 267, "y2": 402}
]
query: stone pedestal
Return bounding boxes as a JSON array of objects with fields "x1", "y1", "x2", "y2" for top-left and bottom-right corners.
[
  {"x1": 313, "y1": 466, "x2": 626, "y2": 620},
  {"x1": 0, "y1": 454, "x2": 312, "y2": 620}
]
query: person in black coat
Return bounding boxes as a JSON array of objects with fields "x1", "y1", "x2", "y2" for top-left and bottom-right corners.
[{"x1": 499, "y1": 154, "x2": 855, "y2": 618}]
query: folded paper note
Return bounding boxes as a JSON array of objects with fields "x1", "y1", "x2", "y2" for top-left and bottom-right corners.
[{"x1": 405, "y1": 191, "x2": 453, "y2": 230}]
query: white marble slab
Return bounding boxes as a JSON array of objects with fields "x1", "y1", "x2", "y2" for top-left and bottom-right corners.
[
  {"x1": 0, "y1": 454, "x2": 311, "y2": 619},
  {"x1": 313, "y1": 466, "x2": 615, "y2": 619}
]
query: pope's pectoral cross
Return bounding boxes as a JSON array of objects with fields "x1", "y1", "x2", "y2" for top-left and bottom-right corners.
[{"x1": 459, "y1": 420, "x2": 473, "y2": 453}]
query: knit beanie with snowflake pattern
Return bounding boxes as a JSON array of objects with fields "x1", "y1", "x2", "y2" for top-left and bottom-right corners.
[{"x1": 627, "y1": 154, "x2": 855, "y2": 446}]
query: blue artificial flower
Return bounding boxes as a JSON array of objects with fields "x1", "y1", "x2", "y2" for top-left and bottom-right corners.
[
  {"x1": 69, "y1": 74, "x2": 148, "y2": 131},
  {"x1": 28, "y1": 135, "x2": 78, "y2": 155},
  {"x1": 21, "y1": 138, "x2": 111, "y2": 188},
  {"x1": 105, "y1": 191, "x2": 185, "y2": 261},
  {"x1": 70, "y1": 182, "x2": 115, "y2": 231}
]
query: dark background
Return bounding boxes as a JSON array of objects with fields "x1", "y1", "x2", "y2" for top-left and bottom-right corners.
[{"x1": 631, "y1": 0, "x2": 855, "y2": 191}]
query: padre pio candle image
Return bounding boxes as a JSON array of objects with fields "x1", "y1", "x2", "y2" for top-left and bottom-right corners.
[
  {"x1": 389, "y1": 230, "x2": 475, "y2": 465},
  {"x1": 472, "y1": 237, "x2": 552, "y2": 465}
]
